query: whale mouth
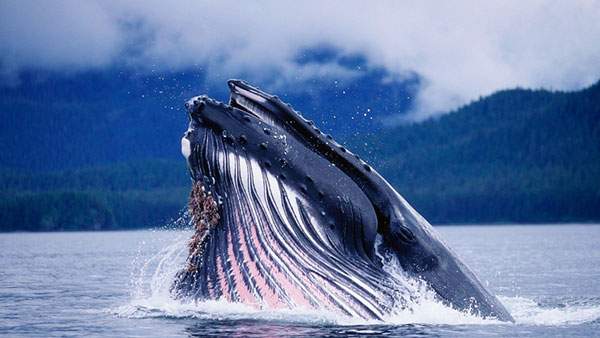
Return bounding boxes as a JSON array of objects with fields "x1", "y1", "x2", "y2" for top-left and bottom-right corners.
[
  {"x1": 173, "y1": 82, "x2": 402, "y2": 319},
  {"x1": 173, "y1": 80, "x2": 514, "y2": 322}
]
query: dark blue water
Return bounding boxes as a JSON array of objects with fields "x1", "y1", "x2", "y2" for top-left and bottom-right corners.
[{"x1": 1, "y1": 225, "x2": 599, "y2": 337}]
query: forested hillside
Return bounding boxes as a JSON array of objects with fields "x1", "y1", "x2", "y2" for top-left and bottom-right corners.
[
  {"x1": 362, "y1": 82, "x2": 600, "y2": 223},
  {"x1": 1, "y1": 79, "x2": 599, "y2": 230},
  {"x1": 0, "y1": 160, "x2": 189, "y2": 231}
]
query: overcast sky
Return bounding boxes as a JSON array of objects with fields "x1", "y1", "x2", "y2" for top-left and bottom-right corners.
[{"x1": 1, "y1": 0, "x2": 599, "y2": 120}]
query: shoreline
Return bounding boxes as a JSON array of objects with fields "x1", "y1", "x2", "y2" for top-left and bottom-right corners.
[{"x1": 2, "y1": 222, "x2": 600, "y2": 234}]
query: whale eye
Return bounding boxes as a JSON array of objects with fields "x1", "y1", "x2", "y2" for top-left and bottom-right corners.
[
  {"x1": 390, "y1": 225, "x2": 416, "y2": 245},
  {"x1": 399, "y1": 226, "x2": 416, "y2": 242}
]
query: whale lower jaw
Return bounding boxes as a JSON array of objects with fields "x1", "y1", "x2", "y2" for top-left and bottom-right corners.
[{"x1": 172, "y1": 131, "x2": 404, "y2": 319}]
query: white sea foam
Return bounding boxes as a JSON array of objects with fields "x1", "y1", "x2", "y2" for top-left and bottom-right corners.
[
  {"x1": 114, "y1": 230, "x2": 600, "y2": 327},
  {"x1": 501, "y1": 296, "x2": 600, "y2": 326}
]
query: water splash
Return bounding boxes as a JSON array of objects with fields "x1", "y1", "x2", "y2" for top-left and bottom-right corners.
[
  {"x1": 129, "y1": 230, "x2": 189, "y2": 301},
  {"x1": 377, "y1": 242, "x2": 500, "y2": 325},
  {"x1": 117, "y1": 228, "x2": 367, "y2": 325},
  {"x1": 115, "y1": 229, "x2": 600, "y2": 327},
  {"x1": 502, "y1": 296, "x2": 600, "y2": 326}
]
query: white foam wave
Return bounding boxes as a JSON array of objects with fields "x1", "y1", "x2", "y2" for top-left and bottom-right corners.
[
  {"x1": 377, "y1": 241, "x2": 500, "y2": 325},
  {"x1": 502, "y1": 296, "x2": 600, "y2": 326},
  {"x1": 114, "y1": 297, "x2": 350, "y2": 325},
  {"x1": 114, "y1": 230, "x2": 600, "y2": 327}
]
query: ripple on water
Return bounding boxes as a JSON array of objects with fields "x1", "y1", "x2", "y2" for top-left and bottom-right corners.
[
  {"x1": 116, "y1": 227, "x2": 600, "y2": 329},
  {"x1": 3, "y1": 226, "x2": 600, "y2": 337}
]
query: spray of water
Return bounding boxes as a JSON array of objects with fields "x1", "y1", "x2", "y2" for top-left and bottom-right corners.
[{"x1": 115, "y1": 226, "x2": 600, "y2": 327}]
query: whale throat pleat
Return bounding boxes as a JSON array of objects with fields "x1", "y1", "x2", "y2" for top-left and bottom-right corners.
[{"x1": 174, "y1": 136, "x2": 398, "y2": 319}]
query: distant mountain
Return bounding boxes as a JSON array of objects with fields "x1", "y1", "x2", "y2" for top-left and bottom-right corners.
[
  {"x1": 1, "y1": 70, "x2": 599, "y2": 230},
  {"x1": 361, "y1": 81, "x2": 600, "y2": 223}
]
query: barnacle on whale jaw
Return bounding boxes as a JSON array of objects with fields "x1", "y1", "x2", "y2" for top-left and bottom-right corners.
[{"x1": 185, "y1": 181, "x2": 220, "y2": 272}]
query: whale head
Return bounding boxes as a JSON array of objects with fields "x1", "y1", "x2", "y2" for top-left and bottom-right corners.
[{"x1": 173, "y1": 80, "x2": 513, "y2": 322}]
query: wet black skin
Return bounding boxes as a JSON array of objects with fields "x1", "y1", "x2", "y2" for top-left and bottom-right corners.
[{"x1": 182, "y1": 80, "x2": 514, "y2": 322}]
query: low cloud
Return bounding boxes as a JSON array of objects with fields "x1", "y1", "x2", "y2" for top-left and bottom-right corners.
[{"x1": 2, "y1": 0, "x2": 600, "y2": 119}]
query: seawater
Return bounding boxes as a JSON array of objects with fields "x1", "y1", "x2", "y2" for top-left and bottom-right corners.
[{"x1": 1, "y1": 225, "x2": 599, "y2": 337}]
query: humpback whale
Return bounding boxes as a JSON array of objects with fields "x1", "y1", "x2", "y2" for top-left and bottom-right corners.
[{"x1": 172, "y1": 80, "x2": 514, "y2": 322}]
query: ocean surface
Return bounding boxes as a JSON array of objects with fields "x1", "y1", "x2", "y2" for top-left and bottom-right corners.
[{"x1": 1, "y1": 224, "x2": 599, "y2": 337}]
